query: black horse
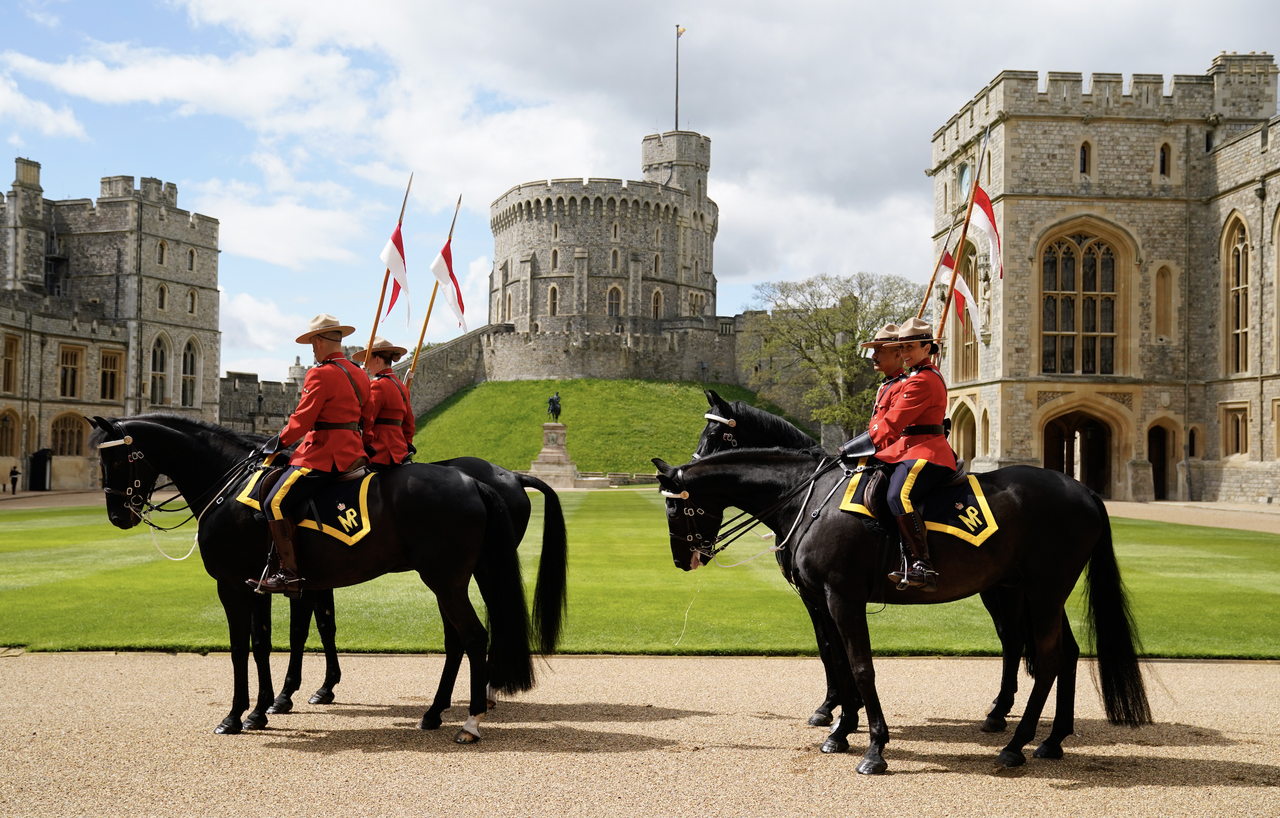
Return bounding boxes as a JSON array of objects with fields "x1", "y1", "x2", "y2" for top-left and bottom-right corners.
[
  {"x1": 695, "y1": 391, "x2": 1030, "y2": 733},
  {"x1": 267, "y1": 459, "x2": 567, "y2": 721},
  {"x1": 655, "y1": 447, "x2": 1150, "y2": 773},
  {"x1": 91, "y1": 414, "x2": 559, "y2": 743}
]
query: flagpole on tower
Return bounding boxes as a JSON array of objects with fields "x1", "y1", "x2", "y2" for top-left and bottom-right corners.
[
  {"x1": 934, "y1": 125, "x2": 990, "y2": 344},
  {"x1": 365, "y1": 174, "x2": 414, "y2": 371},
  {"x1": 407, "y1": 194, "x2": 463, "y2": 388},
  {"x1": 675, "y1": 25, "x2": 684, "y2": 130}
]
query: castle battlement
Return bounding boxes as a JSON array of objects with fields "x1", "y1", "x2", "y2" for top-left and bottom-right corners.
[{"x1": 932, "y1": 53, "x2": 1277, "y2": 166}]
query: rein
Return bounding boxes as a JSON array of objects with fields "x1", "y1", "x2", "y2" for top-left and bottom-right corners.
[
  {"x1": 664, "y1": 455, "x2": 849, "y2": 560},
  {"x1": 97, "y1": 425, "x2": 261, "y2": 558}
]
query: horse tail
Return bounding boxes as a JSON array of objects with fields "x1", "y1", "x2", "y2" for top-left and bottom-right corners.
[
  {"x1": 1083, "y1": 492, "x2": 1152, "y2": 727},
  {"x1": 516, "y1": 473, "x2": 568, "y2": 654},
  {"x1": 475, "y1": 481, "x2": 535, "y2": 694}
]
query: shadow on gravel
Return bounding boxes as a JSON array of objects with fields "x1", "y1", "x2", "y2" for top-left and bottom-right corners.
[
  {"x1": 259, "y1": 723, "x2": 679, "y2": 754},
  {"x1": 892, "y1": 716, "x2": 1239, "y2": 749},
  {"x1": 286, "y1": 700, "x2": 715, "y2": 724}
]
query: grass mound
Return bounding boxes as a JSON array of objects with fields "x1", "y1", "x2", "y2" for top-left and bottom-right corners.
[{"x1": 412, "y1": 379, "x2": 797, "y2": 475}]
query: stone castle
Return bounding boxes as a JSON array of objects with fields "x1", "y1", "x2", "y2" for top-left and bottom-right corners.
[
  {"x1": 0, "y1": 159, "x2": 221, "y2": 489},
  {"x1": 931, "y1": 51, "x2": 1280, "y2": 502},
  {"x1": 400, "y1": 130, "x2": 744, "y2": 415}
]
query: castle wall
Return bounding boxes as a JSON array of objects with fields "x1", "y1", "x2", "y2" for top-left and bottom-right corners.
[
  {"x1": 219, "y1": 372, "x2": 300, "y2": 435},
  {"x1": 932, "y1": 53, "x2": 1280, "y2": 501}
]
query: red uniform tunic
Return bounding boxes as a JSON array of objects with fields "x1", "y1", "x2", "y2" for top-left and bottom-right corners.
[
  {"x1": 281, "y1": 352, "x2": 375, "y2": 472},
  {"x1": 867, "y1": 367, "x2": 906, "y2": 452},
  {"x1": 362, "y1": 368, "x2": 415, "y2": 466},
  {"x1": 869, "y1": 362, "x2": 956, "y2": 470}
]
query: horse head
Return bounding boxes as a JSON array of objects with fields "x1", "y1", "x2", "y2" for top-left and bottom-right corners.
[
  {"x1": 693, "y1": 390, "x2": 739, "y2": 461},
  {"x1": 88, "y1": 416, "x2": 161, "y2": 530},
  {"x1": 653, "y1": 458, "x2": 722, "y2": 572}
]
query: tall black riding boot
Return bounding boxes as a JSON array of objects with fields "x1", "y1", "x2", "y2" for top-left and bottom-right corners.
[
  {"x1": 249, "y1": 519, "x2": 303, "y2": 596},
  {"x1": 888, "y1": 511, "x2": 938, "y2": 592}
]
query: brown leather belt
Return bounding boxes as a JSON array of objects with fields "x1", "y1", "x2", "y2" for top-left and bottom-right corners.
[
  {"x1": 313, "y1": 421, "x2": 359, "y2": 432},
  {"x1": 374, "y1": 418, "x2": 402, "y2": 426},
  {"x1": 902, "y1": 424, "x2": 945, "y2": 436}
]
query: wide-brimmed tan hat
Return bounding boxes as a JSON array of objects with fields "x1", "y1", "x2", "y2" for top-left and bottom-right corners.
[
  {"x1": 859, "y1": 323, "x2": 900, "y2": 349},
  {"x1": 351, "y1": 336, "x2": 409, "y2": 364},
  {"x1": 887, "y1": 316, "x2": 938, "y2": 345},
  {"x1": 295, "y1": 314, "x2": 356, "y2": 345}
]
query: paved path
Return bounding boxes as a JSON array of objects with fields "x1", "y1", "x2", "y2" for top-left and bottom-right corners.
[{"x1": 0, "y1": 652, "x2": 1276, "y2": 817}]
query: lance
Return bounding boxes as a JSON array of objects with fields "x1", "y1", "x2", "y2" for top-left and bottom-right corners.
[
  {"x1": 935, "y1": 124, "x2": 992, "y2": 349},
  {"x1": 406, "y1": 194, "x2": 463, "y2": 388},
  {"x1": 364, "y1": 174, "x2": 414, "y2": 371}
]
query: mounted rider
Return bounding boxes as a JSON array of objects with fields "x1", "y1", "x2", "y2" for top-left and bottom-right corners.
[
  {"x1": 352, "y1": 336, "x2": 416, "y2": 469},
  {"x1": 867, "y1": 317, "x2": 956, "y2": 592},
  {"x1": 861, "y1": 323, "x2": 905, "y2": 420},
  {"x1": 249, "y1": 314, "x2": 375, "y2": 595}
]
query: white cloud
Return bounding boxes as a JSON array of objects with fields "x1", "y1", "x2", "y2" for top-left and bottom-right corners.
[
  {"x1": 191, "y1": 178, "x2": 367, "y2": 268},
  {"x1": 0, "y1": 76, "x2": 85, "y2": 138},
  {"x1": 219, "y1": 290, "x2": 308, "y2": 353}
]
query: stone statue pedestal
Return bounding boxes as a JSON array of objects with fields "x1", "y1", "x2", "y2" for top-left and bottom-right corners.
[{"x1": 528, "y1": 423, "x2": 579, "y2": 489}]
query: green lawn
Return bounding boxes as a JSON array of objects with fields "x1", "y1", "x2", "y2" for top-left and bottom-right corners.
[{"x1": 0, "y1": 496, "x2": 1277, "y2": 658}]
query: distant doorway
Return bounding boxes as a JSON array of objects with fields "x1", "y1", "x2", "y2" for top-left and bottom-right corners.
[
  {"x1": 1147, "y1": 424, "x2": 1177, "y2": 500},
  {"x1": 1043, "y1": 411, "x2": 1112, "y2": 497},
  {"x1": 951, "y1": 403, "x2": 976, "y2": 467}
]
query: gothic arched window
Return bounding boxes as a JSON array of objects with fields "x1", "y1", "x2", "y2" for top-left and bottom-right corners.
[
  {"x1": 150, "y1": 337, "x2": 168, "y2": 405},
  {"x1": 181, "y1": 341, "x2": 198, "y2": 407},
  {"x1": 652, "y1": 290, "x2": 663, "y2": 320},
  {"x1": 951, "y1": 242, "x2": 979, "y2": 383},
  {"x1": 156, "y1": 242, "x2": 166, "y2": 265},
  {"x1": 548, "y1": 286, "x2": 558, "y2": 317},
  {"x1": 51, "y1": 415, "x2": 85, "y2": 457},
  {"x1": 1227, "y1": 221, "x2": 1250, "y2": 375},
  {"x1": 1041, "y1": 233, "x2": 1117, "y2": 375},
  {"x1": 607, "y1": 287, "x2": 622, "y2": 318},
  {"x1": 157, "y1": 284, "x2": 167, "y2": 311}
]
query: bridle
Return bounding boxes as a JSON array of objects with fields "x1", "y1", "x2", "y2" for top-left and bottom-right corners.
[
  {"x1": 692, "y1": 412, "x2": 738, "y2": 460},
  {"x1": 97, "y1": 421, "x2": 259, "y2": 535},
  {"x1": 661, "y1": 455, "x2": 849, "y2": 561}
]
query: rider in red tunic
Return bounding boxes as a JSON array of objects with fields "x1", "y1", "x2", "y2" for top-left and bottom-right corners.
[
  {"x1": 353, "y1": 336, "x2": 416, "y2": 469},
  {"x1": 873, "y1": 317, "x2": 957, "y2": 592},
  {"x1": 250, "y1": 314, "x2": 374, "y2": 595},
  {"x1": 862, "y1": 323, "x2": 906, "y2": 435}
]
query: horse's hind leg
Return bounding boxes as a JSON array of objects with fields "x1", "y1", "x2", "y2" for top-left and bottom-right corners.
[
  {"x1": 980, "y1": 587, "x2": 1025, "y2": 733},
  {"x1": 419, "y1": 615, "x2": 464, "y2": 731},
  {"x1": 268, "y1": 594, "x2": 313, "y2": 714},
  {"x1": 1034, "y1": 616, "x2": 1079, "y2": 760},
  {"x1": 309, "y1": 589, "x2": 341, "y2": 705},
  {"x1": 998, "y1": 607, "x2": 1065, "y2": 768},
  {"x1": 431, "y1": 589, "x2": 489, "y2": 744}
]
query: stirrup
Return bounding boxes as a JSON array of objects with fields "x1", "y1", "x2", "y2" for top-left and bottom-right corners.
[
  {"x1": 248, "y1": 565, "x2": 304, "y2": 596},
  {"x1": 887, "y1": 557, "x2": 938, "y2": 592}
]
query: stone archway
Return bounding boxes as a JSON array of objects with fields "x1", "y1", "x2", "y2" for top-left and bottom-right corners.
[
  {"x1": 1043, "y1": 410, "x2": 1112, "y2": 498},
  {"x1": 950, "y1": 402, "x2": 976, "y2": 467}
]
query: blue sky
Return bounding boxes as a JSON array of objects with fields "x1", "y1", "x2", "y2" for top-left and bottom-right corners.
[{"x1": 3, "y1": 0, "x2": 1277, "y2": 380}]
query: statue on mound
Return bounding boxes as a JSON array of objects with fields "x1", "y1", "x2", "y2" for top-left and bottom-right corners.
[{"x1": 547, "y1": 392, "x2": 561, "y2": 422}]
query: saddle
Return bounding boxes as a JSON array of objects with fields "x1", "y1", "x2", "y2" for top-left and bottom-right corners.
[
  {"x1": 840, "y1": 457, "x2": 997, "y2": 547},
  {"x1": 243, "y1": 459, "x2": 376, "y2": 546},
  {"x1": 856, "y1": 457, "x2": 967, "y2": 526}
]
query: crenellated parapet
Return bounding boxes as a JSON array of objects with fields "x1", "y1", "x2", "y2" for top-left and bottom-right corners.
[{"x1": 488, "y1": 131, "x2": 719, "y2": 338}]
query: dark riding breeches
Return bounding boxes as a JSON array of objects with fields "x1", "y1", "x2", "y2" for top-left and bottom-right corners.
[
  {"x1": 263, "y1": 466, "x2": 337, "y2": 523},
  {"x1": 886, "y1": 459, "x2": 955, "y2": 517}
]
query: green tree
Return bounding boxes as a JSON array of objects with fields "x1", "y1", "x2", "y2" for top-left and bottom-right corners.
[{"x1": 740, "y1": 272, "x2": 925, "y2": 437}]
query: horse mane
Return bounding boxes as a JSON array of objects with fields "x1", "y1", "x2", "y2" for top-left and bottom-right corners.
[
  {"x1": 728, "y1": 401, "x2": 825, "y2": 452},
  {"x1": 89, "y1": 413, "x2": 264, "y2": 461}
]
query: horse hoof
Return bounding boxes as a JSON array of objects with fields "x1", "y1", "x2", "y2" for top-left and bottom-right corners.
[
  {"x1": 242, "y1": 712, "x2": 268, "y2": 731},
  {"x1": 419, "y1": 712, "x2": 443, "y2": 731},
  {"x1": 856, "y1": 755, "x2": 888, "y2": 775},
  {"x1": 808, "y1": 711, "x2": 834, "y2": 727},
  {"x1": 1033, "y1": 742, "x2": 1064, "y2": 760},
  {"x1": 819, "y1": 737, "x2": 849, "y2": 754},
  {"x1": 980, "y1": 715, "x2": 1007, "y2": 733},
  {"x1": 996, "y1": 749, "x2": 1025, "y2": 768},
  {"x1": 266, "y1": 695, "x2": 293, "y2": 715},
  {"x1": 214, "y1": 717, "x2": 241, "y2": 735},
  {"x1": 309, "y1": 689, "x2": 335, "y2": 705},
  {"x1": 454, "y1": 729, "x2": 480, "y2": 744}
]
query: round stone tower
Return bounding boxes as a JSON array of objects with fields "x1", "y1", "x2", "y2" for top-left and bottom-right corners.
[{"x1": 488, "y1": 130, "x2": 718, "y2": 336}]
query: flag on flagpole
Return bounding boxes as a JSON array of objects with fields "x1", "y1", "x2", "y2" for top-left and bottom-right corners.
[
  {"x1": 941, "y1": 249, "x2": 981, "y2": 330},
  {"x1": 677, "y1": 26, "x2": 686, "y2": 37},
  {"x1": 380, "y1": 223, "x2": 409, "y2": 326},
  {"x1": 430, "y1": 239, "x2": 467, "y2": 333},
  {"x1": 969, "y1": 183, "x2": 1003, "y2": 279}
]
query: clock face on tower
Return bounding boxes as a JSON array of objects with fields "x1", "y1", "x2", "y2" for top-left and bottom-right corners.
[{"x1": 958, "y1": 163, "x2": 972, "y2": 203}]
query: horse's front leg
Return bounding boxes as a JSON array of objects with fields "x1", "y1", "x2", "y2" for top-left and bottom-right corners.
[
  {"x1": 213, "y1": 580, "x2": 254, "y2": 734},
  {"x1": 242, "y1": 591, "x2": 275, "y2": 730},
  {"x1": 826, "y1": 594, "x2": 889, "y2": 774}
]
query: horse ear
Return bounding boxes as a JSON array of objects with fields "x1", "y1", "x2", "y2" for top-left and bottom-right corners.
[
  {"x1": 652, "y1": 458, "x2": 674, "y2": 476},
  {"x1": 85, "y1": 416, "x2": 97, "y2": 429}
]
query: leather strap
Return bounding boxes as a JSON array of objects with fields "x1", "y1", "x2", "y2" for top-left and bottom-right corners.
[
  {"x1": 313, "y1": 421, "x2": 359, "y2": 432},
  {"x1": 903, "y1": 424, "x2": 945, "y2": 436},
  {"x1": 324, "y1": 358, "x2": 366, "y2": 408},
  {"x1": 374, "y1": 418, "x2": 402, "y2": 426}
]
